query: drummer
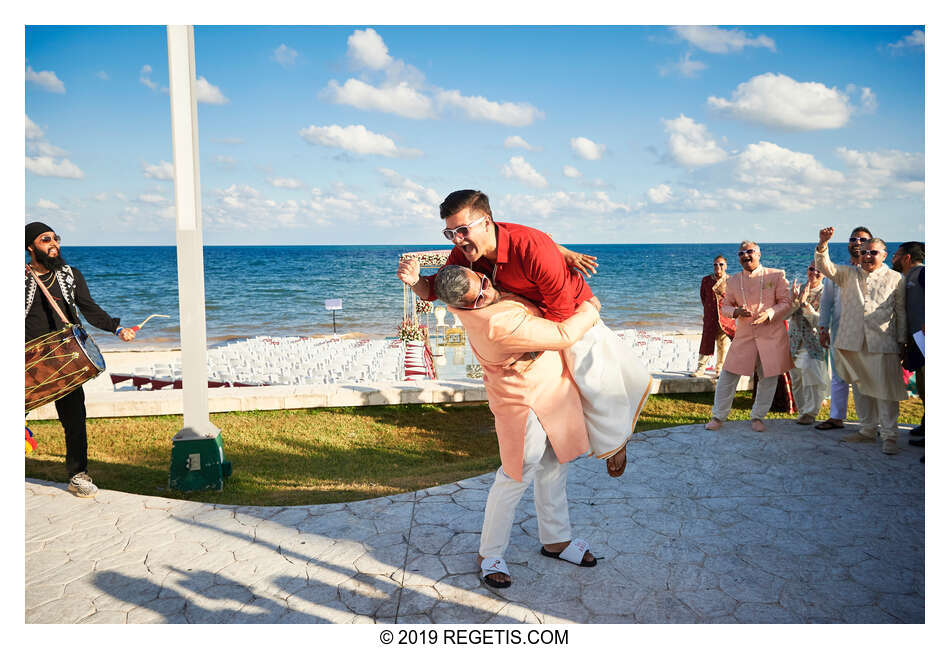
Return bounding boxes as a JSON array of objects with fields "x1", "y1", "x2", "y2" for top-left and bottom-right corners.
[{"x1": 25, "y1": 222, "x2": 136, "y2": 498}]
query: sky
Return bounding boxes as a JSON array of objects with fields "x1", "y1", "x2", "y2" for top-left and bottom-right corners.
[{"x1": 24, "y1": 24, "x2": 926, "y2": 246}]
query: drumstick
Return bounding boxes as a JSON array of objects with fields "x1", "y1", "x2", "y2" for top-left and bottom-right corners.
[{"x1": 131, "y1": 314, "x2": 170, "y2": 332}]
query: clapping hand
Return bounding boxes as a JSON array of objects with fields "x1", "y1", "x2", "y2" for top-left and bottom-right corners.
[{"x1": 751, "y1": 311, "x2": 770, "y2": 325}]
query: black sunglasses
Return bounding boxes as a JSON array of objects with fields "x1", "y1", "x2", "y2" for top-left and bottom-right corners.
[
  {"x1": 38, "y1": 234, "x2": 61, "y2": 244},
  {"x1": 849, "y1": 236, "x2": 870, "y2": 244},
  {"x1": 861, "y1": 250, "x2": 883, "y2": 257}
]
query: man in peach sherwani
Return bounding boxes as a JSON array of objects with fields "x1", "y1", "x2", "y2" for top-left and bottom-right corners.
[
  {"x1": 706, "y1": 240, "x2": 794, "y2": 432},
  {"x1": 435, "y1": 265, "x2": 601, "y2": 590}
]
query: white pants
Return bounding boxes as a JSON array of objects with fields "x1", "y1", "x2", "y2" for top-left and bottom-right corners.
[
  {"x1": 712, "y1": 356, "x2": 778, "y2": 421},
  {"x1": 789, "y1": 367, "x2": 823, "y2": 417},
  {"x1": 697, "y1": 332, "x2": 731, "y2": 373},
  {"x1": 479, "y1": 410, "x2": 571, "y2": 559},
  {"x1": 828, "y1": 330, "x2": 850, "y2": 420},
  {"x1": 853, "y1": 384, "x2": 899, "y2": 442}
]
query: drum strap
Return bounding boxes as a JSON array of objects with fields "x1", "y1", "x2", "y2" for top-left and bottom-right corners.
[{"x1": 25, "y1": 265, "x2": 72, "y2": 328}]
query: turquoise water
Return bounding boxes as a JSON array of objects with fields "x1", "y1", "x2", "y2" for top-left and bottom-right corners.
[{"x1": 48, "y1": 242, "x2": 876, "y2": 350}]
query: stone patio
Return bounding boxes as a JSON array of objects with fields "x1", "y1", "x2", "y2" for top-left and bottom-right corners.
[{"x1": 25, "y1": 419, "x2": 924, "y2": 623}]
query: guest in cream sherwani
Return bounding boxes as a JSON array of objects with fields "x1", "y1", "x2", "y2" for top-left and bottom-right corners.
[
  {"x1": 814, "y1": 227, "x2": 907, "y2": 455},
  {"x1": 705, "y1": 241, "x2": 794, "y2": 432}
]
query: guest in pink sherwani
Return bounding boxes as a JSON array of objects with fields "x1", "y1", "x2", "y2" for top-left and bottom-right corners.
[
  {"x1": 435, "y1": 265, "x2": 606, "y2": 590},
  {"x1": 705, "y1": 241, "x2": 795, "y2": 432}
]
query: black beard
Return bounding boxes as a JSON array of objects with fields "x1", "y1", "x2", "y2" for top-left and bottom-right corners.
[{"x1": 35, "y1": 246, "x2": 66, "y2": 271}]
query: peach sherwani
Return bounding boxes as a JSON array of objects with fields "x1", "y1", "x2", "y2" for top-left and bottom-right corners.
[
  {"x1": 449, "y1": 295, "x2": 597, "y2": 482},
  {"x1": 721, "y1": 265, "x2": 795, "y2": 378}
]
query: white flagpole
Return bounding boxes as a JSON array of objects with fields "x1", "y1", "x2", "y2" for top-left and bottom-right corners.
[{"x1": 167, "y1": 25, "x2": 218, "y2": 442}]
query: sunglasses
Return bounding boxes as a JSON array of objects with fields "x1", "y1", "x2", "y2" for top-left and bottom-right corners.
[
  {"x1": 458, "y1": 274, "x2": 492, "y2": 310},
  {"x1": 38, "y1": 234, "x2": 61, "y2": 244},
  {"x1": 443, "y1": 215, "x2": 487, "y2": 242},
  {"x1": 860, "y1": 249, "x2": 883, "y2": 257},
  {"x1": 738, "y1": 249, "x2": 757, "y2": 257},
  {"x1": 849, "y1": 236, "x2": 870, "y2": 244}
]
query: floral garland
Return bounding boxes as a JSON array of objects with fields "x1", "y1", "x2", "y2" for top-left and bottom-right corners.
[
  {"x1": 415, "y1": 300, "x2": 433, "y2": 314},
  {"x1": 400, "y1": 251, "x2": 450, "y2": 268},
  {"x1": 397, "y1": 319, "x2": 427, "y2": 342}
]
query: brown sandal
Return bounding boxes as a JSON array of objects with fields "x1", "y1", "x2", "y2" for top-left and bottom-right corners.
[
  {"x1": 606, "y1": 446, "x2": 627, "y2": 478},
  {"x1": 815, "y1": 419, "x2": 845, "y2": 430}
]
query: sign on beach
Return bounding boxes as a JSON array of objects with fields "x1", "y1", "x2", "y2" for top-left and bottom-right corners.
[{"x1": 324, "y1": 299, "x2": 343, "y2": 311}]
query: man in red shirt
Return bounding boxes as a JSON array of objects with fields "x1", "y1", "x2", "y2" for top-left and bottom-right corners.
[{"x1": 397, "y1": 189, "x2": 651, "y2": 476}]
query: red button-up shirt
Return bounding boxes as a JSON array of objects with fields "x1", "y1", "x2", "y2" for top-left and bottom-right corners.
[{"x1": 425, "y1": 221, "x2": 593, "y2": 322}]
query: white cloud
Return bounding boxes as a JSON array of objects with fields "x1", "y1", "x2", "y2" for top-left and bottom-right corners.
[
  {"x1": 139, "y1": 64, "x2": 158, "y2": 90},
  {"x1": 347, "y1": 28, "x2": 393, "y2": 70},
  {"x1": 504, "y1": 135, "x2": 537, "y2": 151},
  {"x1": 96, "y1": 70, "x2": 109, "y2": 81},
  {"x1": 26, "y1": 156, "x2": 84, "y2": 179},
  {"x1": 323, "y1": 78, "x2": 434, "y2": 120},
  {"x1": 214, "y1": 155, "x2": 236, "y2": 167},
  {"x1": 860, "y1": 87, "x2": 878, "y2": 113},
  {"x1": 501, "y1": 191, "x2": 631, "y2": 218},
  {"x1": 196, "y1": 76, "x2": 229, "y2": 104},
  {"x1": 736, "y1": 141, "x2": 845, "y2": 187},
  {"x1": 143, "y1": 160, "x2": 174, "y2": 181},
  {"x1": 708, "y1": 73, "x2": 852, "y2": 131},
  {"x1": 502, "y1": 156, "x2": 548, "y2": 188},
  {"x1": 562, "y1": 165, "x2": 582, "y2": 178},
  {"x1": 272, "y1": 44, "x2": 299, "y2": 67},
  {"x1": 213, "y1": 137, "x2": 244, "y2": 145},
  {"x1": 375, "y1": 168, "x2": 441, "y2": 219},
  {"x1": 298, "y1": 124, "x2": 421, "y2": 158},
  {"x1": 659, "y1": 52, "x2": 708, "y2": 78},
  {"x1": 663, "y1": 115, "x2": 728, "y2": 167},
  {"x1": 25, "y1": 115, "x2": 44, "y2": 140},
  {"x1": 94, "y1": 193, "x2": 109, "y2": 201},
  {"x1": 137, "y1": 193, "x2": 167, "y2": 204},
  {"x1": 570, "y1": 137, "x2": 606, "y2": 161},
  {"x1": 671, "y1": 26, "x2": 776, "y2": 54},
  {"x1": 268, "y1": 177, "x2": 305, "y2": 189},
  {"x1": 647, "y1": 184, "x2": 673, "y2": 204},
  {"x1": 437, "y1": 89, "x2": 544, "y2": 127},
  {"x1": 36, "y1": 198, "x2": 60, "y2": 210},
  {"x1": 26, "y1": 64, "x2": 65, "y2": 93},
  {"x1": 28, "y1": 140, "x2": 68, "y2": 157},
  {"x1": 887, "y1": 29, "x2": 924, "y2": 52}
]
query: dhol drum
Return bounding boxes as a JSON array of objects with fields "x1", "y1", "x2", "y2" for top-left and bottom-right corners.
[{"x1": 25, "y1": 324, "x2": 105, "y2": 413}]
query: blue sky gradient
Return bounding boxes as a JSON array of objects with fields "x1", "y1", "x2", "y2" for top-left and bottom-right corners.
[{"x1": 25, "y1": 25, "x2": 925, "y2": 246}]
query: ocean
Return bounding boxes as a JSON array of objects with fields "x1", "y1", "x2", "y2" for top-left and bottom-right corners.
[{"x1": 42, "y1": 242, "x2": 870, "y2": 351}]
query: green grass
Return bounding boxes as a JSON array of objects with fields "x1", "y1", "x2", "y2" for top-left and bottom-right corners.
[{"x1": 25, "y1": 393, "x2": 923, "y2": 506}]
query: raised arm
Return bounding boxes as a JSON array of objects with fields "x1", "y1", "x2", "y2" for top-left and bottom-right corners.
[{"x1": 814, "y1": 226, "x2": 846, "y2": 287}]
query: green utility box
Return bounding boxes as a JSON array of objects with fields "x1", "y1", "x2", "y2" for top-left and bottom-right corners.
[{"x1": 169, "y1": 432, "x2": 233, "y2": 492}]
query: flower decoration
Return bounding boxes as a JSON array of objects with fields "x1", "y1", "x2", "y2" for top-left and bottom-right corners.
[{"x1": 397, "y1": 319, "x2": 427, "y2": 342}]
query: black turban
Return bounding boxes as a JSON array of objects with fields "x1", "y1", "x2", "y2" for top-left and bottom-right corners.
[{"x1": 25, "y1": 222, "x2": 55, "y2": 249}]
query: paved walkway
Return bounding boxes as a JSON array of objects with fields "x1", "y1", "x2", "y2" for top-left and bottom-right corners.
[{"x1": 25, "y1": 420, "x2": 924, "y2": 623}]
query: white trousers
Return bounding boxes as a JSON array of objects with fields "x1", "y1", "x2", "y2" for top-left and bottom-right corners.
[
  {"x1": 829, "y1": 369, "x2": 850, "y2": 421},
  {"x1": 712, "y1": 356, "x2": 778, "y2": 421},
  {"x1": 789, "y1": 368, "x2": 823, "y2": 417},
  {"x1": 853, "y1": 384, "x2": 899, "y2": 442},
  {"x1": 697, "y1": 332, "x2": 731, "y2": 373},
  {"x1": 479, "y1": 410, "x2": 571, "y2": 559}
]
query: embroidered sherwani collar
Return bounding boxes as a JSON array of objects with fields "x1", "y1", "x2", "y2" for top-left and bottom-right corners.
[{"x1": 742, "y1": 265, "x2": 766, "y2": 278}]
